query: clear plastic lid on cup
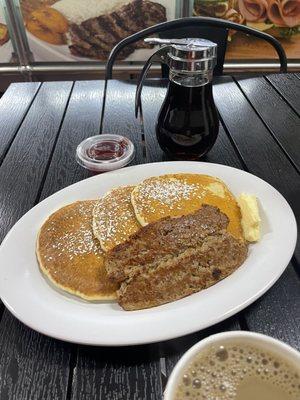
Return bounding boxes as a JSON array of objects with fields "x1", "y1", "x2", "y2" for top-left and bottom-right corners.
[{"x1": 76, "y1": 134, "x2": 135, "y2": 173}]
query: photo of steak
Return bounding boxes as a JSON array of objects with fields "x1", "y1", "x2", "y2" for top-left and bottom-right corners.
[{"x1": 68, "y1": 0, "x2": 166, "y2": 60}]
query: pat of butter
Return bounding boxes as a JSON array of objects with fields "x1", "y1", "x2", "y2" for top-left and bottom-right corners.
[{"x1": 237, "y1": 193, "x2": 261, "y2": 242}]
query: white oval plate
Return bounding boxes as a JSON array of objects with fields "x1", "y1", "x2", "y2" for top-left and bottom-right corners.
[{"x1": 0, "y1": 162, "x2": 297, "y2": 346}]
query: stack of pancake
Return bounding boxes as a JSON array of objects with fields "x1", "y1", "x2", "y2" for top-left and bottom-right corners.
[{"x1": 36, "y1": 174, "x2": 250, "y2": 309}]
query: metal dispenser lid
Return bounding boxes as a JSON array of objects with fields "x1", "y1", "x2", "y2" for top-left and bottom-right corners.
[
  {"x1": 135, "y1": 38, "x2": 218, "y2": 118},
  {"x1": 144, "y1": 38, "x2": 217, "y2": 73}
]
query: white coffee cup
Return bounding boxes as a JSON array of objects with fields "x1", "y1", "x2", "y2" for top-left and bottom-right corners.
[{"x1": 164, "y1": 331, "x2": 300, "y2": 400}]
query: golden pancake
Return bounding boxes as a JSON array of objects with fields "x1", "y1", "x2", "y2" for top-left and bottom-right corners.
[
  {"x1": 131, "y1": 173, "x2": 243, "y2": 240},
  {"x1": 37, "y1": 201, "x2": 118, "y2": 300},
  {"x1": 93, "y1": 186, "x2": 141, "y2": 252}
]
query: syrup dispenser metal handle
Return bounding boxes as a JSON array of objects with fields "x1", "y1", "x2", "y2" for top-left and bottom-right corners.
[{"x1": 135, "y1": 44, "x2": 171, "y2": 119}]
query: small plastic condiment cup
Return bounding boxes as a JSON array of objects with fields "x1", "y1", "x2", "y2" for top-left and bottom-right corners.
[
  {"x1": 76, "y1": 134, "x2": 135, "y2": 173},
  {"x1": 164, "y1": 331, "x2": 300, "y2": 400}
]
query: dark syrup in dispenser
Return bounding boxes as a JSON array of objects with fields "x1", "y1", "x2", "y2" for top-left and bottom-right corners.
[
  {"x1": 135, "y1": 38, "x2": 219, "y2": 160},
  {"x1": 156, "y1": 80, "x2": 219, "y2": 160}
]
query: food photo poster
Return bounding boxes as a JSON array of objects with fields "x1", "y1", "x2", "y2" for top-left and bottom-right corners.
[
  {"x1": 12, "y1": 0, "x2": 300, "y2": 62},
  {"x1": 18, "y1": 0, "x2": 178, "y2": 61},
  {"x1": 193, "y1": 0, "x2": 300, "y2": 61},
  {"x1": 0, "y1": 4, "x2": 14, "y2": 63}
]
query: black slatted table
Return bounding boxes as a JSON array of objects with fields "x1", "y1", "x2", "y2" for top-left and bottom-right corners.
[{"x1": 0, "y1": 74, "x2": 299, "y2": 399}]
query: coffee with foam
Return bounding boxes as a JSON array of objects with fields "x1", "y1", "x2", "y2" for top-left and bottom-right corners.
[{"x1": 174, "y1": 341, "x2": 300, "y2": 399}]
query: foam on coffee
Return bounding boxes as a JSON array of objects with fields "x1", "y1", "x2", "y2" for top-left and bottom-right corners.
[{"x1": 174, "y1": 341, "x2": 300, "y2": 399}]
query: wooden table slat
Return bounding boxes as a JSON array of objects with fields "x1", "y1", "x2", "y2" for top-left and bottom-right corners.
[
  {"x1": 235, "y1": 75, "x2": 300, "y2": 172},
  {"x1": 0, "y1": 81, "x2": 74, "y2": 400},
  {"x1": 0, "y1": 81, "x2": 73, "y2": 242},
  {"x1": 213, "y1": 76, "x2": 300, "y2": 263},
  {"x1": 72, "y1": 345, "x2": 162, "y2": 400},
  {"x1": 0, "y1": 83, "x2": 41, "y2": 165},
  {"x1": 47, "y1": 80, "x2": 164, "y2": 400},
  {"x1": 102, "y1": 80, "x2": 144, "y2": 165},
  {"x1": 213, "y1": 76, "x2": 300, "y2": 351},
  {"x1": 40, "y1": 80, "x2": 104, "y2": 200},
  {"x1": 265, "y1": 74, "x2": 300, "y2": 116},
  {"x1": 0, "y1": 312, "x2": 72, "y2": 400},
  {"x1": 244, "y1": 264, "x2": 300, "y2": 350},
  {"x1": 0, "y1": 76, "x2": 299, "y2": 400},
  {"x1": 35, "y1": 80, "x2": 109, "y2": 400}
]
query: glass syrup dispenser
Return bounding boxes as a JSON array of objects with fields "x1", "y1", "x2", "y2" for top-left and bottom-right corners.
[{"x1": 135, "y1": 38, "x2": 219, "y2": 160}]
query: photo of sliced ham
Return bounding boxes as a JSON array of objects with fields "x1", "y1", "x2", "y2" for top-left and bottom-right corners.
[
  {"x1": 267, "y1": 0, "x2": 300, "y2": 27},
  {"x1": 224, "y1": 8, "x2": 245, "y2": 35},
  {"x1": 224, "y1": 8, "x2": 245, "y2": 23},
  {"x1": 238, "y1": 0, "x2": 268, "y2": 22},
  {"x1": 193, "y1": 0, "x2": 300, "y2": 61}
]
